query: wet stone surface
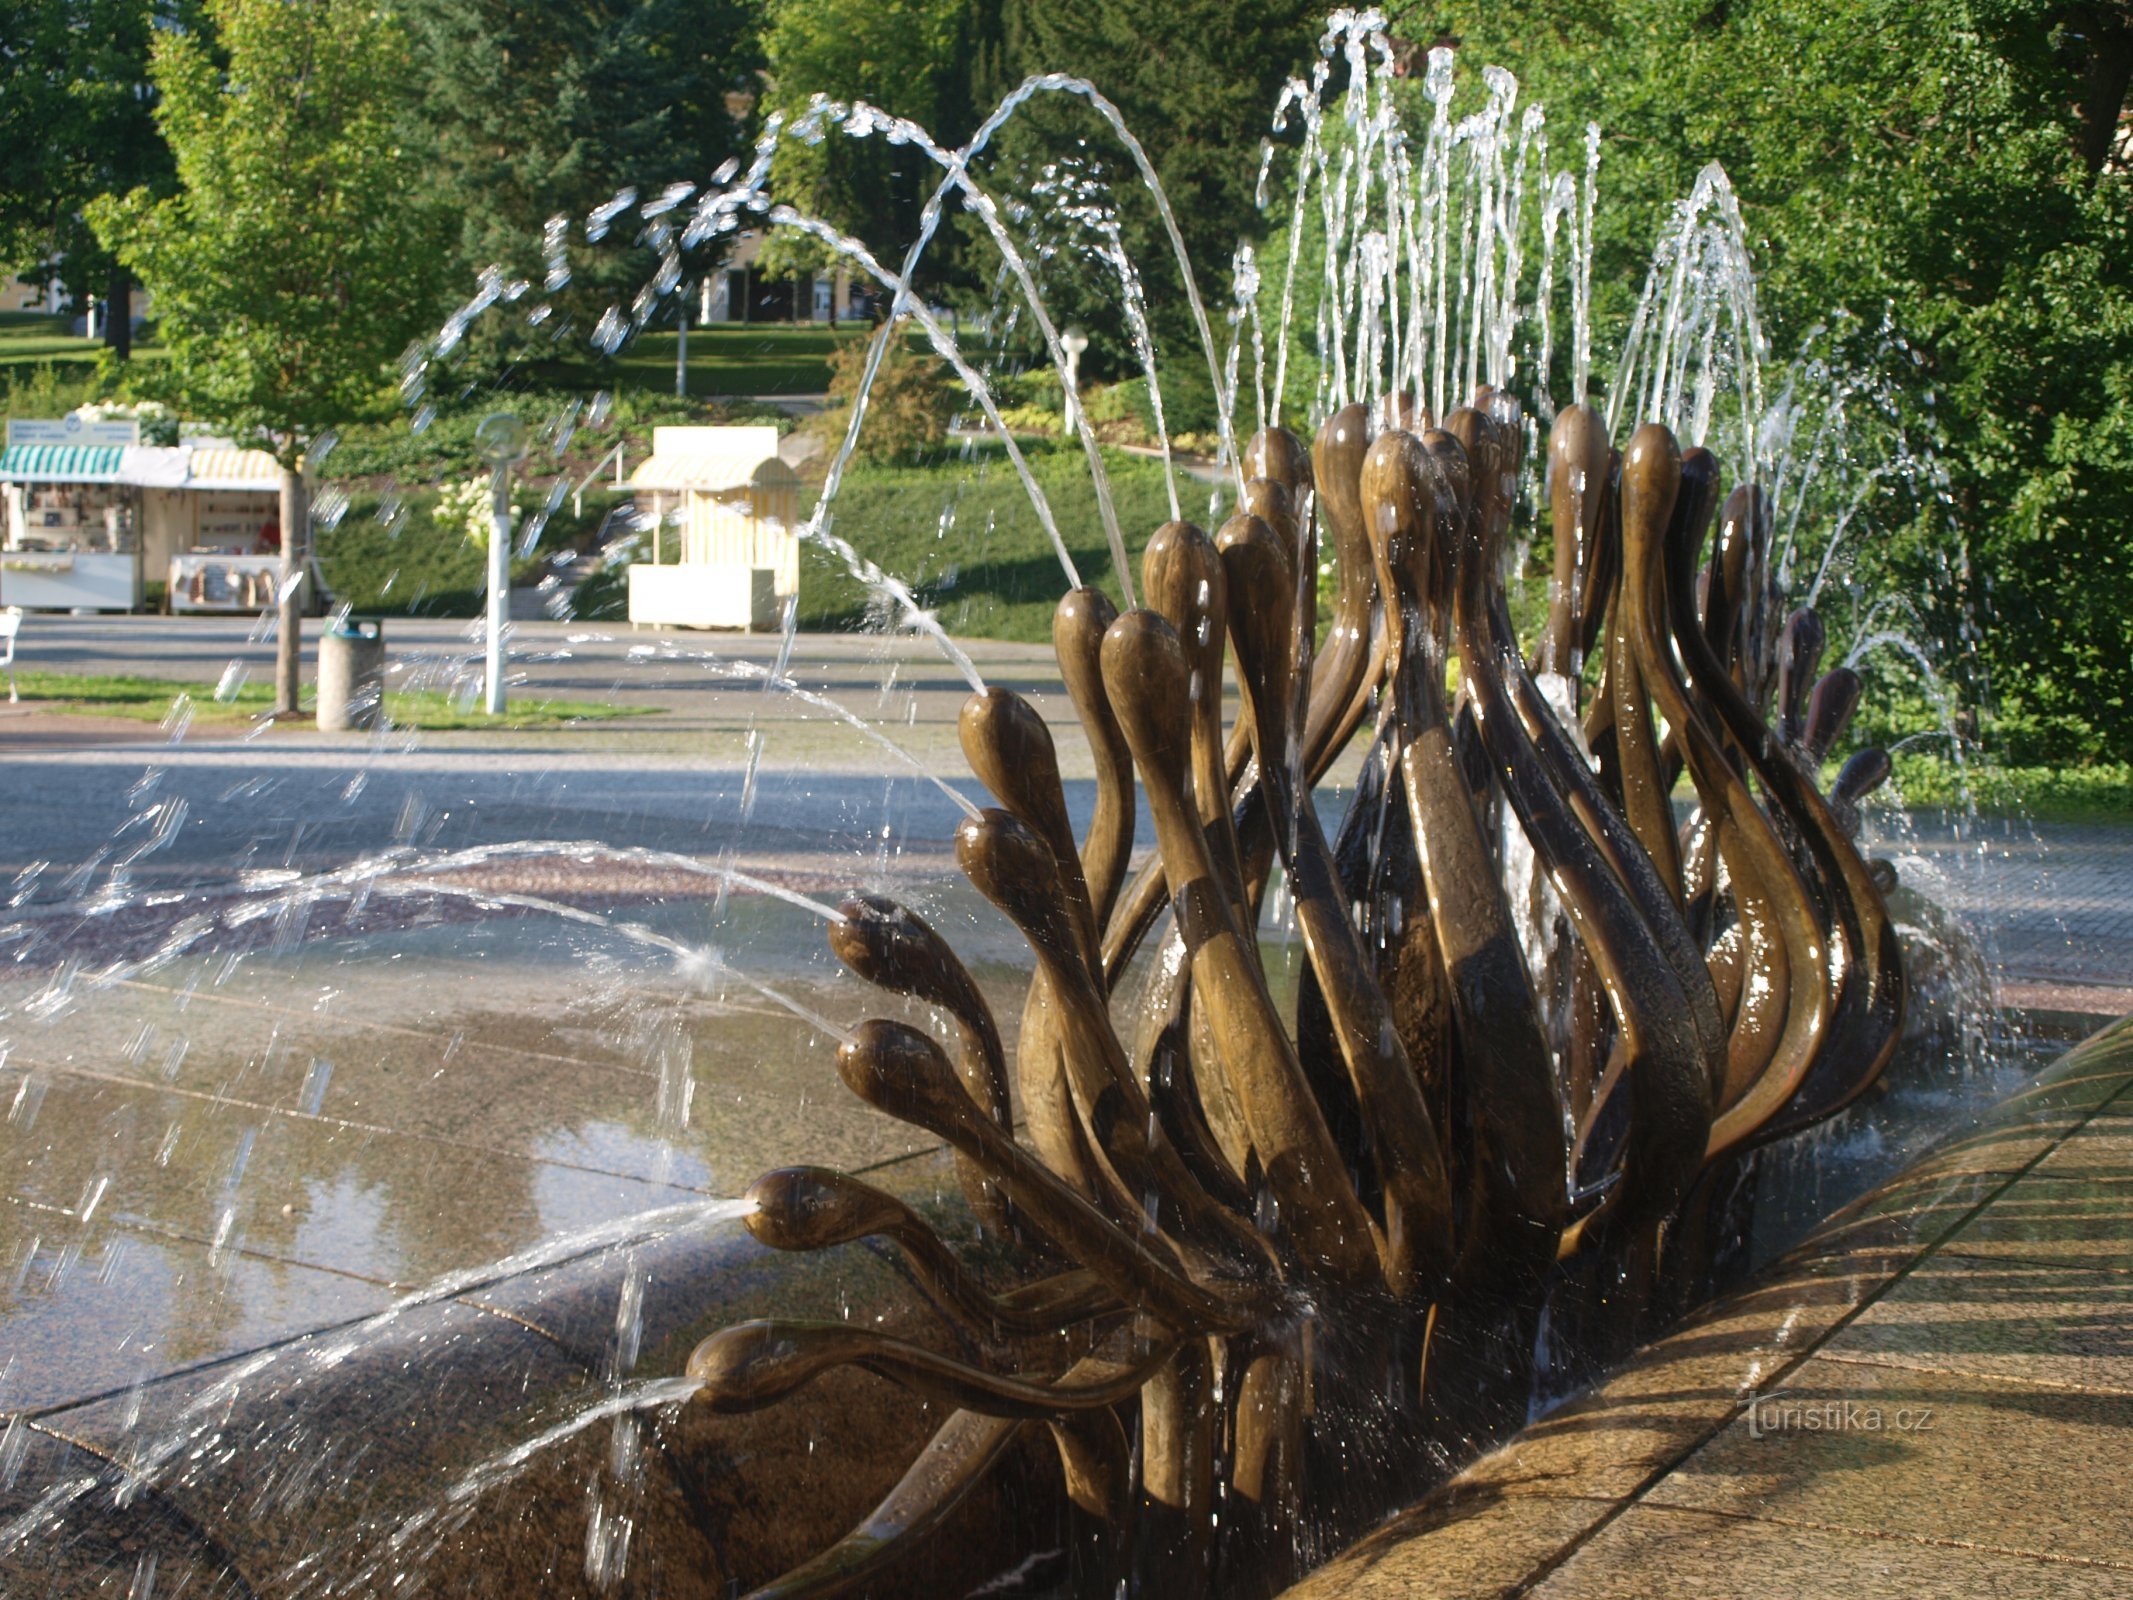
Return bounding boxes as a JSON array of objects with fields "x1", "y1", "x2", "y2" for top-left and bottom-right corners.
[{"x1": 1287, "y1": 1020, "x2": 2133, "y2": 1599}]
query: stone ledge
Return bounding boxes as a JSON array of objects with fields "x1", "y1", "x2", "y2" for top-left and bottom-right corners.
[{"x1": 1285, "y1": 1015, "x2": 2133, "y2": 1600}]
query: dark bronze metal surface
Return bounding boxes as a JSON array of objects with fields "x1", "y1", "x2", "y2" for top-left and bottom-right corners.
[{"x1": 686, "y1": 408, "x2": 1907, "y2": 1600}]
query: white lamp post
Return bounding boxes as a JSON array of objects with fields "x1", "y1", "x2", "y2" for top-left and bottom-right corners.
[
  {"x1": 1060, "y1": 326, "x2": 1088, "y2": 439},
  {"x1": 475, "y1": 413, "x2": 528, "y2": 716},
  {"x1": 676, "y1": 288, "x2": 690, "y2": 397}
]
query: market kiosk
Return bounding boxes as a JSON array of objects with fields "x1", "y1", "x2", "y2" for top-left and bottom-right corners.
[
  {"x1": 0, "y1": 419, "x2": 145, "y2": 612},
  {"x1": 625, "y1": 427, "x2": 801, "y2": 631},
  {"x1": 0, "y1": 420, "x2": 287, "y2": 613},
  {"x1": 163, "y1": 446, "x2": 284, "y2": 612}
]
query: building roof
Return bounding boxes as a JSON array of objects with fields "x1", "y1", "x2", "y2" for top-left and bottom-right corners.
[
  {"x1": 185, "y1": 447, "x2": 280, "y2": 491},
  {"x1": 629, "y1": 426, "x2": 797, "y2": 491},
  {"x1": 121, "y1": 447, "x2": 191, "y2": 489}
]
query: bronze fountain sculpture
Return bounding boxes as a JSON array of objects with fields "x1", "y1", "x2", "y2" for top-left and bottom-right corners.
[{"x1": 681, "y1": 398, "x2": 1903, "y2": 1598}]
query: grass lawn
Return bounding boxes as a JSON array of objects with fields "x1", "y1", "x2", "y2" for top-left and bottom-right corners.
[
  {"x1": 793, "y1": 441, "x2": 1219, "y2": 642},
  {"x1": 529, "y1": 323, "x2": 888, "y2": 398},
  {"x1": 8, "y1": 669, "x2": 654, "y2": 731},
  {"x1": 0, "y1": 310, "x2": 163, "y2": 373},
  {"x1": 1885, "y1": 754, "x2": 2133, "y2": 822}
]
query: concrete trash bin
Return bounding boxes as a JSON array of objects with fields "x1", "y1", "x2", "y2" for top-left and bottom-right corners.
[{"x1": 317, "y1": 618, "x2": 385, "y2": 731}]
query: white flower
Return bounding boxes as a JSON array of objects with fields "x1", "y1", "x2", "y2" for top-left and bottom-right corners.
[{"x1": 432, "y1": 474, "x2": 523, "y2": 549}]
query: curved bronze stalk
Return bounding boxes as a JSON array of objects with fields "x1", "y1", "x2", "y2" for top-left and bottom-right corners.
[
  {"x1": 1230, "y1": 1343, "x2": 1304, "y2": 1508},
  {"x1": 1227, "y1": 1341, "x2": 1306, "y2": 1589},
  {"x1": 956, "y1": 810, "x2": 1278, "y2": 1287},
  {"x1": 1135, "y1": 927, "x2": 1257, "y2": 1199},
  {"x1": 1613, "y1": 434, "x2": 1830, "y2": 1160},
  {"x1": 1235, "y1": 474, "x2": 1312, "y2": 913},
  {"x1": 1708, "y1": 484, "x2": 1771, "y2": 698},
  {"x1": 1305, "y1": 403, "x2": 1382, "y2": 770},
  {"x1": 745, "y1": 1167, "x2": 1116, "y2": 1340},
  {"x1": 1537, "y1": 404, "x2": 1615, "y2": 687},
  {"x1": 1140, "y1": 1339, "x2": 1216, "y2": 1597},
  {"x1": 1099, "y1": 409, "x2": 1365, "y2": 985},
  {"x1": 688, "y1": 1315, "x2": 1176, "y2": 1419},
  {"x1": 1054, "y1": 586, "x2": 1136, "y2": 939},
  {"x1": 958, "y1": 683, "x2": 1110, "y2": 1207},
  {"x1": 833, "y1": 1018, "x2": 1256, "y2": 1332},
  {"x1": 1220, "y1": 506, "x2": 1455, "y2": 1293},
  {"x1": 1453, "y1": 419, "x2": 1726, "y2": 1086},
  {"x1": 1049, "y1": 1402, "x2": 1132, "y2": 1519},
  {"x1": 1246, "y1": 425, "x2": 1314, "y2": 499},
  {"x1": 1101, "y1": 609, "x2": 1385, "y2": 1288},
  {"x1": 829, "y1": 896, "x2": 1008, "y2": 1120},
  {"x1": 1830, "y1": 746, "x2": 1891, "y2": 835},
  {"x1": 1144, "y1": 520, "x2": 1249, "y2": 922},
  {"x1": 1663, "y1": 586, "x2": 1908, "y2": 1147},
  {"x1": 1365, "y1": 424, "x2": 1566, "y2": 1277},
  {"x1": 1012, "y1": 976, "x2": 1107, "y2": 1209},
  {"x1": 1802, "y1": 667, "x2": 1862, "y2": 763},
  {"x1": 738, "y1": 1409, "x2": 1030, "y2": 1600},
  {"x1": 1227, "y1": 500, "x2": 1381, "y2": 1185},
  {"x1": 1600, "y1": 513, "x2": 1684, "y2": 903},
  {"x1": 1436, "y1": 417, "x2": 1713, "y2": 1249},
  {"x1": 1113, "y1": 486, "x2": 1304, "y2": 1197},
  {"x1": 1120, "y1": 480, "x2": 1316, "y2": 1181},
  {"x1": 1142, "y1": 1338, "x2": 1214, "y2": 1514},
  {"x1": 959, "y1": 687, "x2": 1102, "y2": 978},
  {"x1": 1774, "y1": 607, "x2": 1826, "y2": 749},
  {"x1": 829, "y1": 894, "x2": 1017, "y2": 1236}
]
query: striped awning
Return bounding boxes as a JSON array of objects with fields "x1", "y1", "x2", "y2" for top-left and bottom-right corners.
[
  {"x1": 187, "y1": 447, "x2": 281, "y2": 491},
  {"x1": 0, "y1": 444, "x2": 128, "y2": 483}
]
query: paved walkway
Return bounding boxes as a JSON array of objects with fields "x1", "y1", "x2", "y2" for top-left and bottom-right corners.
[
  {"x1": 1883, "y1": 817, "x2": 2133, "y2": 1017},
  {"x1": 1287, "y1": 1018, "x2": 2133, "y2": 1599}
]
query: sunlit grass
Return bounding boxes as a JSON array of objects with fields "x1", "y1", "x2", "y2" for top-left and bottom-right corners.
[
  {"x1": 8, "y1": 669, "x2": 653, "y2": 731},
  {"x1": 1885, "y1": 754, "x2": 2133, "y2": 822}
]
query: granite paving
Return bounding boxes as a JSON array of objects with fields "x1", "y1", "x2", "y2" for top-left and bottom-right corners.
[{"x1": 1286, "y1": 1018, "x2": 2133, "y2": 1600}]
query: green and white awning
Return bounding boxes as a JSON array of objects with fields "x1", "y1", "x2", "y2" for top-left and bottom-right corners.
[{"x1": 0, "y1": 444, "x2": 129, "y2": 483}]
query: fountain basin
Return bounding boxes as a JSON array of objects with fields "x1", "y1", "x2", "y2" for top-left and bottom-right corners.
[
  {"x1": 6, "y1": 1003, "x2": 2111, "y2": 1598},
  {"x1": 0, "y1": 1143, "x2": 1054, "y2": 1597}
]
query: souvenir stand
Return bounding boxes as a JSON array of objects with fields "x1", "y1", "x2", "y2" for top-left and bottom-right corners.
[{"x1": 625, "y1": 427, "x2": 801, "y2": 631}]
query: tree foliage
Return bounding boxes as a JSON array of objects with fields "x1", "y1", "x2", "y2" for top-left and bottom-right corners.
[
  {"x1": 1414, "y1": 0, "x2": 2133, "y2": 763},
  {"x1": 0, "y1": 0, "x2": 204, "y2": 349},
  {"x1": 757, "y1": 0, "x2": 972, "y2": 289},
  {"x1": 88, "y1": 0, "x2": 453, "y2": 460},
  {"x1": 809, "y1": 319, "x2": 955, "y2": 463},
  {"x1": 403, "y1": 0, "x2": 764, "y2": 346},
  {"x1": 965, "y1": 0, "x2": 1323, "y2": 409}
]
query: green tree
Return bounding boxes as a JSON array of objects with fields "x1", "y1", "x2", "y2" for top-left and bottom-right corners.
[
  {"x1": 90, "y1": 0, "x2": 453, "y2": 715},
  {"x1": 403, "y1": 0, "x2": 763, "y2": 363},
  {"x1": 970, "y1": 0, "x2": 1322, "y2": 417},
  {"x1": 1409, "y1": 0, "x2": 2133, "y2": 765},
  {"x1": 809, "y1": 319, "x2": 954, "y2": 462},
  {"x1": 759, "y1": 0, "x2": 973, "y2": 294},
  {"x1": 0, "y1": 0, "x2": 204, "y2": 358}
]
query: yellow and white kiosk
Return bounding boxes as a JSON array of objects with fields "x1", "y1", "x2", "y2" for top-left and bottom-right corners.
[
  {"x1": 625, "y1": 426, "x2": 801, "y2": 631},
  {"x1": 161, "y1": 445, "x2": 284, "y2": 613}
]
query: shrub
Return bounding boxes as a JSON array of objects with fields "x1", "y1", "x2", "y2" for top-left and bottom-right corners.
[{"x1": 808, "y1": 320, "x2": 955, "y2": 465}]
